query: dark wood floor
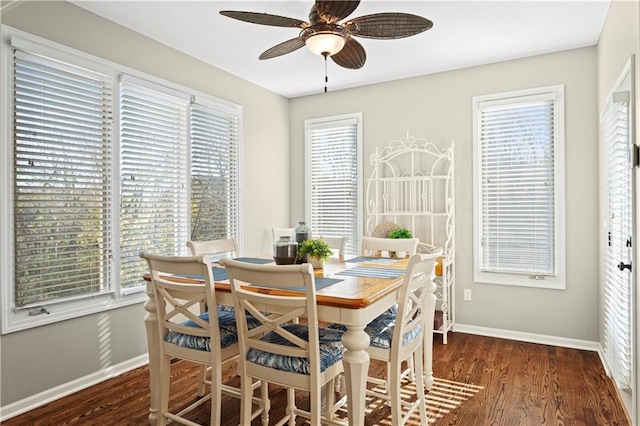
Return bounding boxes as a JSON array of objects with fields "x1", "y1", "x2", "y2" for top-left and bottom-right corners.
[{"x1": 4, "y1": 333, "x2": 630, "y2": 425}]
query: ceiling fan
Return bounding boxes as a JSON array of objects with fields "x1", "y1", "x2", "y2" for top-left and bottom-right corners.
[{"x1": 220, "y1": 1, "x2": 433, "y2": 70}]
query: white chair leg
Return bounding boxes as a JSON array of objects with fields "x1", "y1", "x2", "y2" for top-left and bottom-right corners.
[
  {"x1": 240, "y1": 373, "x2": 253, "y2": 425},
  {"x1": 334, "y1": 373, "x2": 343, "y2": 393},
  {"x1": 386, "y1": 360, "x2": 392, "y2": 407},
  {"x1": 260, "y1": 380, "x2": 270, "y2": 426},
  {"x1": 408, "y1": 355, "x2": 416, "y2": 381},
  {"x1": 325, "y1": 380, "x2": 336, "y2": 419},
  {"x1": 311, "y1": 387, "x2": 322, "y2": 425},
  {"x1": 197, "y1": 365, "x2": 207, "y2": 397},
  {"x1": 287, "y1": 387, "x2": 296, "y2": 426},
  {"x1": 389, "y1": 360, "x2": 402, "y2": 426},
  {"x1": 210, "y1": 360, "x2": 222, "y2": 423},
  {"x1": 414, "y1": 348, "x2": 428, "y2": 424},
  {"x1": 159, "y1": 355, "x2": 172, "y2": 421}
]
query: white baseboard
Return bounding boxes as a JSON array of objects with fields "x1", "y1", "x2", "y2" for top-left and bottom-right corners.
[
  {"x1": 454, "y1": 323, "x2": 600, "y2": 351},
  {"x1": 0, "y1": 353, "x2": 149, "y2": 422}
]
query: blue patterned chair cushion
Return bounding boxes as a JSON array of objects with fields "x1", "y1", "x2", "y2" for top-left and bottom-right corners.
[
  {"x1": 246, "y1": 323, "x2": 344, "y2": 374},
  {"x1": 164, "y1": 305, "x2": 259, "y2": 351},
  {"x1": 328, "y1": 305, "x2": 420, "y2": 350}
]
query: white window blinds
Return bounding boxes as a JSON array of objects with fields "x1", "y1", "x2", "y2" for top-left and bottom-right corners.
[
  {"x1": 190, "y1": 103, "x2": 240, "y2": 242},
  {"x1": 5, "y1": 30, "x2": 245, "y2": 332},
  {"x1": 13, "y1": 49, "x2": 114, "y2": 308},
  {"x1": 306, "y1": 116, "x2": 360, "y2": 255},
  {"x1": 119, "y1": 79, "x2": 189, "y2": 289},
  {"x1": 603, "y1": 91, "x2": 632, "y2": 392},
  {"x1": 474, "y1": 86, "x2": 564, "y2": 287}
]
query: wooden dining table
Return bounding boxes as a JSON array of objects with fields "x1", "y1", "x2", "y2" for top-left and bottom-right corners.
[{"x1": 143, "y1": 255, "x2": 436, "y2": 426}]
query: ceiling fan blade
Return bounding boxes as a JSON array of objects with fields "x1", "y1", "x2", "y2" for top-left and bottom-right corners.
[
  {"x1": 315, "y1": 1, "x2": 360, "y2": 23},
  {"x1": 345, "y1": 13, "x2": 433, "y2": 39},
  {"x1": 331, "y1": 37, "x2": 366, "y2": 69},
  {"x1": 220, "y1": 11, "x2": 308, "y2": 28},
  {"x1": 259, "y1": 37, "x2": 306, "y2": 60}
]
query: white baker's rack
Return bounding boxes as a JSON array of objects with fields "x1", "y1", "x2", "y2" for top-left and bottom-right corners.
[{"x1": 366, "y1": 132, "x2": 455, "y2": 343}]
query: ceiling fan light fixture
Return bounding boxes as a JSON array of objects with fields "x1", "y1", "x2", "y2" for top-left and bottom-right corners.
[
  {"x1": 306, "y1": 33, "x2": 345, "y2": 56},
  {"x1": 302, "y1": 25, "x2": 349, "y2": 56}
]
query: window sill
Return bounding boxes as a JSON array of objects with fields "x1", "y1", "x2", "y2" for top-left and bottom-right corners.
[
  {"x1": 474, "y1": 271, "x2": 566, "y2": 290},
  {"x1": 1, "y1": 290, "x2": 147, "y2": 335}
]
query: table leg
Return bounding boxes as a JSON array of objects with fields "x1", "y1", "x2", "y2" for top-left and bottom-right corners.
[
  {"x1": 342, "y1": 325, "x2": 370, "y2": 426},
  {"x1": 144, "y1": 282, "x2": 161, "y2": 425}
]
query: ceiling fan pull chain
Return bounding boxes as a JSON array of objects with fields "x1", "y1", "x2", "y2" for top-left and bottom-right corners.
[{"x1": 323, "y1": 52, "x2": 328, "y2": 93}]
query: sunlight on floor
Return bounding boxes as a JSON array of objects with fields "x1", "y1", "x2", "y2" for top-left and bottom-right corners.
[{"x1": 333, "y1": 377, "x2": 484, "y2": 425}]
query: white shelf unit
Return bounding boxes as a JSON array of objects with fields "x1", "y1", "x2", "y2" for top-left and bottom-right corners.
[{"x1": 366, "y1": 132, "x2": 455, "y2": 343}]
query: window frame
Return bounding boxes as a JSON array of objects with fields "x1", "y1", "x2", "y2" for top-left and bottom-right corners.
[
  {"x1": 304, "y1": 113, "x2": 363, "y2": 256},
  {"x1": 1, "y1": 26, "x2": 242, "y2": 333},
  {"x1": 472, "y1": 85, "x2": 566, "y2": 289}
]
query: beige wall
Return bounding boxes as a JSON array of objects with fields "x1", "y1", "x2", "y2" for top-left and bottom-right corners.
[
  {"x1": 291, "y1": 46, "x2": 600, "y2": 342},
  {"x1": 0, "y1": 1, "x2": 290, "y2": 407}
]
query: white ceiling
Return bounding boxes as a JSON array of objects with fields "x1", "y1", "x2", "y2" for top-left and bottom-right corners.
[{"x1": 68, "y1": 0, "x2": 611, "y2": 98}]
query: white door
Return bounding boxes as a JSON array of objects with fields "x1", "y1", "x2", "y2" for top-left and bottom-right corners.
[{"x1": 603, "y1": 57, "x2": 635, "y2": 421}]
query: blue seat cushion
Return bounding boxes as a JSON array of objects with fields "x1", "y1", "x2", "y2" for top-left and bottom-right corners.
[
  {"x1": 246, "y1": 323, "x2": 344, "y2": 374},
  {"x1": 328, "y1": 305, "x2": 421, "y2": 350},
  {"x1": 364, "y1": 309, "x2": 422, "y2": 349},
  {"x1": 164, "y1": 305, "x2": 259, "y2": 351}
]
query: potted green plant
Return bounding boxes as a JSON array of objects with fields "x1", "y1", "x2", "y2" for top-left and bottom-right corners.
[
  {"x1": 297, "y1": 238, "x2": 333, "y2": 269},
  {"x1": 387, "y1": 227, "x2": 413, "y2": 257}
]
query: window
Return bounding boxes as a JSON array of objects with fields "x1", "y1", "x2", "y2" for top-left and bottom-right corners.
[
  {"x1": 472, "y1": 85, "x2": 565, "y2": 289},
  {"x1": 189, "y1": 102, "x2": 240, "y2": 243},
  {"x1": 12, "y1": 49, "x2": 115, "y2": 310},
  {"x1": 305, "y1": 113, "x2": 362, "y2": 256},
  {"x1": 1, "y1": 29, "x2": 241, "y2": 332},
  {"x1": 602, "y1": 60, "x2": 633, "y2": 397}
]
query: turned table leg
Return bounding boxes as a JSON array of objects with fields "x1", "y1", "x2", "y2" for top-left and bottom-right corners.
[{"x1": 341, "y1": 325, "x2": 370, "y2": 426}]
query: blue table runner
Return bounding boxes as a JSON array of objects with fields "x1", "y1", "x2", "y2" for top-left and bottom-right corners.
[
  {"x1": 250, "y1": 277, "x2": 343, "y2": 292},
  {"x1": 345, "y1": 256, "x2": 401, "y2": 265},
  {"x1": 336, "y1": 266, "x2": 404, "y2": 279}
]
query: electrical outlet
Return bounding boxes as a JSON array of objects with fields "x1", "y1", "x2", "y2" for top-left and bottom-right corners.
[{"x1": 464, "y1": 289, "x2": 472, "y2": 301}]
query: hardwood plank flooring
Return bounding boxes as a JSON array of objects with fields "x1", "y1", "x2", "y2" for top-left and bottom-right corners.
[{"x1": 3, "y1": 333, "x2": 630, "y2": 425}]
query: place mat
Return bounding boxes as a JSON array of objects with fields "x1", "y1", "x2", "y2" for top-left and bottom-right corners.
[
  {"x1": 174, "y1": 268, "x2": 226, "y2": 281},
  {"x1": 250, "y1": 277, "x2": 343, "y2": 292},
  {"x1": 345, "y1": 256, "x2": 402, "y2": 265},
  {"x1": 213, "y1": 267, "x2": 228, "y2": 281},
  {"x1": 337, "y1": 267, "x2": 404, "y2": 279},
  {"x1": 233, "y1": 257, "x2": 274, "y2": 264}
]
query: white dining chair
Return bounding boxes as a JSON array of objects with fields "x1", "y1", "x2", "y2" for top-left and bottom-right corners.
[
  {"x1": 221, "y1": 258, "x2": 348, "y2": 426},
  {"x1": 271, "y1": 227, "x2": 295, "y2": 244},
  {"x1": 361, "y1": 236, "x2": 420, "y2": 258},
  {"x1": 140, "y1": 252, "x2": 268, "y2": 426},
  {"x1": 363, "y1": 253, "x2": 436, "y2": 424},
  {"x1": 186, "y1": 237, "x2": 239, "y2": 396},
  {"x1": 320, "y1": 235, "x2": 348, "y2": 259},
  {"x1": 187, "y1": 238, "x2": 238, "y2": 259}
]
